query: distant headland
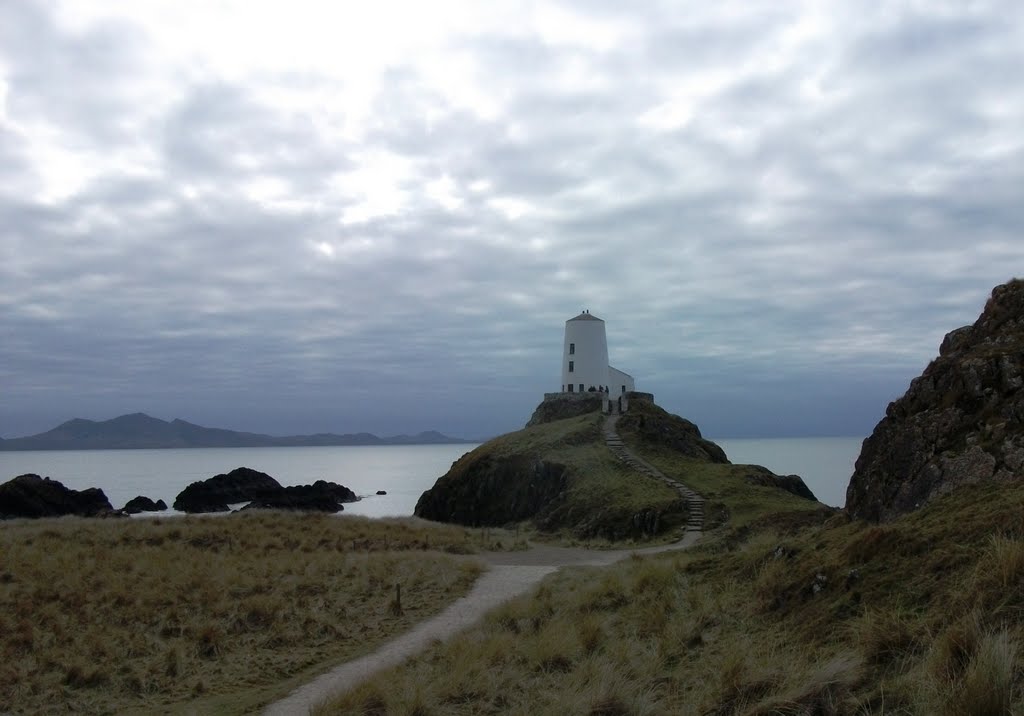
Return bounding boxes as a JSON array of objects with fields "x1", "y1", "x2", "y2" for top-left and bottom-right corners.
[{"x1": 0, "y1": 412, "x2": 476, "y2": 451}]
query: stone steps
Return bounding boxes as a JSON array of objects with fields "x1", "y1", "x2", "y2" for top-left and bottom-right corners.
[{"x1": 603, "y1": 415, "x2": 706, "y2": 534}]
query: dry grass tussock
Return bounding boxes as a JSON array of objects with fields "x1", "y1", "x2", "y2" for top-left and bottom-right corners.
[
  {"x1": 0, "y1": 511, "x2": 485, "y2": 715},
  {"x1": 320, "y1": 481, "x2": 1024, "y2": 715}
]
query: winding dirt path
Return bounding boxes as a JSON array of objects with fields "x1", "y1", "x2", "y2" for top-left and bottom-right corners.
[
  {"x1": 263, "y1": 418, "x2": 705, "y2": 715},
  {"x1": 263, "y1": 534, "x2": 701, "y2": 716}
]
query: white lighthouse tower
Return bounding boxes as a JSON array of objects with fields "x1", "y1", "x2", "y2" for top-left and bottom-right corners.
[
  {"x1": 536, "y1": 310, "x2": 642, "y2": 419},
  {"x1": 561, "y1": 310, "x2": 610, "y2": 393}
]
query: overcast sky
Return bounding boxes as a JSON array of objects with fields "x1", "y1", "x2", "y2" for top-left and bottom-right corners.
[{"x1": 1, "y1": 1, "x2": 1022, "y2": 440}]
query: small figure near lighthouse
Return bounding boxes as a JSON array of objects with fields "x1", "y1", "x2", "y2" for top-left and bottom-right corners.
[{"x1": 561, "y1": 310, "x2": 635, "y2": 395}]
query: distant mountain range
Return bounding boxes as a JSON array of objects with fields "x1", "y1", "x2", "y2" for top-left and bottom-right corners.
[{"x1": 0, "y1": 413, "x2": 477, "y2": 451}]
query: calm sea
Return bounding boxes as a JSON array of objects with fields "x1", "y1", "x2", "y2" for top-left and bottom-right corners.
[
  {"x1": 714, "y1": 437, "x2": 864, "y2": 508},
  {"x1": 0, "y1": 437, "x2": 863, "y2": 515}
]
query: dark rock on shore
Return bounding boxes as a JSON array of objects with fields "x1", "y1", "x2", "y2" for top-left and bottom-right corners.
[
  {"x1": 741, "y1": 466, "x2": 817, "y2": 501},
  {"x1": 173, "y1": 467, "x2": 283, "y2": 513},
  {"x1": 0, "y1": 474, "x2": 113, "y2": 519},
  {"x1": 415, "y1": 454, "x2": 569, "y2": 527},
  {"x1": 242, "y1": 480, "x2": 357, "y2": 513},
  {"x1": 122, "y1": 495, "x2": 168, "y2": 514},
  {"x1": 847, "y1": 278, "x2": 1024, "y2": 522}
]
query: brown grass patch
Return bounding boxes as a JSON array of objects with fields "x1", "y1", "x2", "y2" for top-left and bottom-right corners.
[
  {"x1": 0, "y1": 512, "x2": 484, "y2": 715},
  {"x1": 317, "y1": 480, "x2": 1024, "y2": 716}
]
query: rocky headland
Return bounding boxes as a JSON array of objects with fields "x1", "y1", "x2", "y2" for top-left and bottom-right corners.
[
  {"x1": 416, "y1": 395, "x2": 816, "y2": 539},
  {"x1": 847, "y1": 278, "x2": 1024, "y2": 521}
]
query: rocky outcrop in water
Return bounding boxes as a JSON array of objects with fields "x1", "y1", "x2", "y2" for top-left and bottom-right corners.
[
  {"x1": 122, "y1": 495, "x2": 168, "y2": 514},
  {"x1": 173, "y1": 467, "x2": 359, "y2": 513},
  {"x1": 846, "y1": 279, "x2": 1024, "y2": 522},
  {"x1": 173, "y1": 467, "x2": 282, "y2": 513},
  {"x1": 242, "y1": 480, "x2": 357, "y2": 513},
  {"x1": 0, "y1": 474, "x2": 113, "y2": 519}
]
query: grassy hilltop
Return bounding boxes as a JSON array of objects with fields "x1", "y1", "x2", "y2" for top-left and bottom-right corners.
[
  {"x1": 415, "y1": 398, "x2": 819, "y2": 542},
  {"x1": 416, "y1": 410, "x2": 690, "y2": 540}
]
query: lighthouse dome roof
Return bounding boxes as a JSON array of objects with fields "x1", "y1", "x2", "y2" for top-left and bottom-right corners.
[{"x1": 568, "y1": 311, "x2": 603, "y2": 322}]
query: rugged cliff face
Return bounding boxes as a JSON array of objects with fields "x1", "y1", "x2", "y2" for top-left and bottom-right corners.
[
  {"x1": 414, "y1": 454, "x2": 569, "y2": 527},
  {"x1": 847, "y1": 279, "x2": 1024, "y2": 522}
]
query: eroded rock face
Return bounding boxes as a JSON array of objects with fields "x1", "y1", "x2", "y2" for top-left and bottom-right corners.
[
  {"x1": 847, "y1": 279, "x2": 1024, "y2": 522},
  {"x1": 0, "y1": 474, "x2": 113, "y2": 519},
  {"x1": 415, "y1": 455, "x2": 569, "y2": 527}
]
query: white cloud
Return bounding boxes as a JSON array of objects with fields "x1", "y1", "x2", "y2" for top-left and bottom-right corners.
[{"x1": 425, "y1": 174, "x2": 464, "y2": 211}]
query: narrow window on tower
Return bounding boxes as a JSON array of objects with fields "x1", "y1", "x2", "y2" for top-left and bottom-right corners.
[
  {"x1": 569, "y1": 343, "x2": 575, "y2": 355},
  {"x1": 568, "y1": 361, "x2": 574, "y2": 373}
]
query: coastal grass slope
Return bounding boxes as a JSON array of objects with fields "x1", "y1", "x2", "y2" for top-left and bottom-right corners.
[
  {"x1": 616, "y1": 399, "x2": 824, "y2": 529},
  {"x1": 0, "y1": 512, "x2": 489, "y2": 715},
  {"x1": 321, "y1": 480, "x2": 1024, "y2": 715},
  {"x1": 415, "y1": 412, "x2": 689, "y2": 541}
]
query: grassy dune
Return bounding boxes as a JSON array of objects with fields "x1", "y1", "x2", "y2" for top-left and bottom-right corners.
[
  {"x1": 321, "y1": 482, "x2": 1024, "y2": 715},
  {"x1": 0, "y1": 512, "x2": 487, "y2": 715}
]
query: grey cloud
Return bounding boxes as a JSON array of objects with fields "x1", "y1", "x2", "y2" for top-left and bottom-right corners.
[
  {"x1": 160, "y1": 82, "x2": 355, "y2": 184},
  {"x1": 0, "y1": 2, "x2": 152, "y2": 147},
  {"x1": 2, "y1": 1, "x2": 1023, "y2": 440}
]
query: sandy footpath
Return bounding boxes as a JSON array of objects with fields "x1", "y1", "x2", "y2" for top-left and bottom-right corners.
[{"x1": 263, "y1": 531, "x2": 700, "y2": 715}]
